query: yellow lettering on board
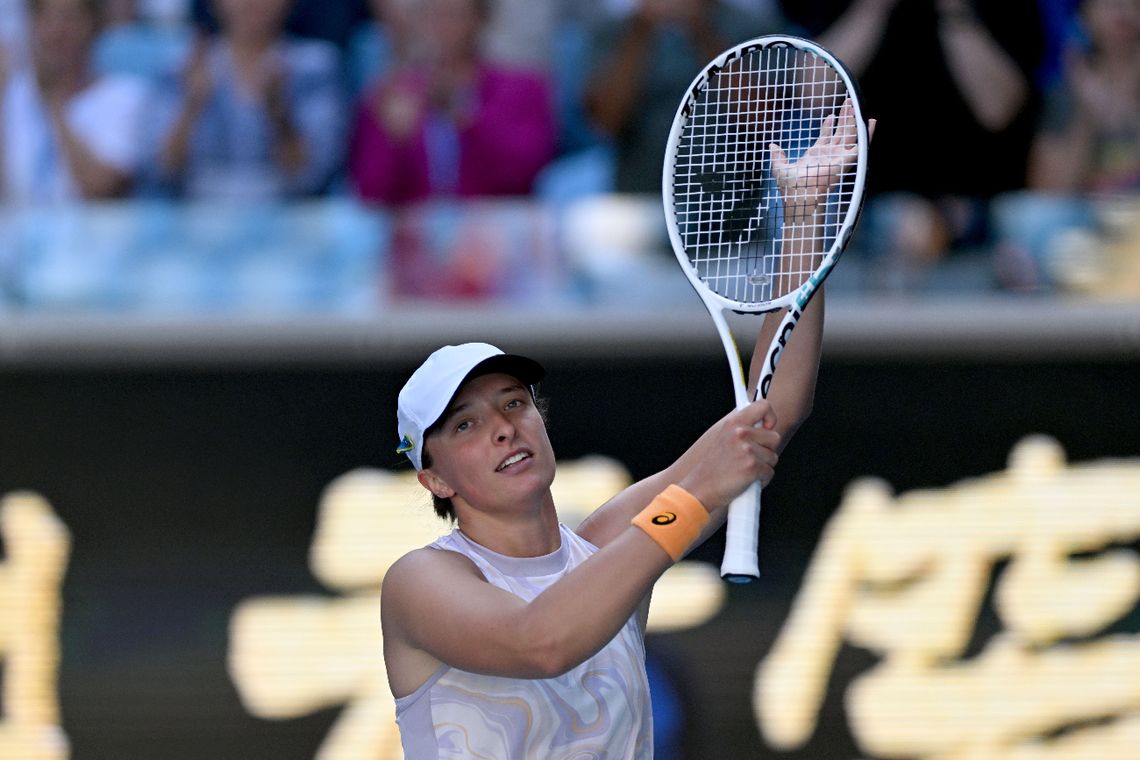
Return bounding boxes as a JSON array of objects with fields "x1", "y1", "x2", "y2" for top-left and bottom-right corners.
[
  {"x1": 757, "y1": 435, "x2": 1140, "y2": 758},
  {"x1": 0, "y1": 492, "x2": 71, "y2": 760}
]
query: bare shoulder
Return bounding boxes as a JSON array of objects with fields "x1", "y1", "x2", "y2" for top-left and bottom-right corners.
[
  {"x1": 384, "y1": 545, "x2": 485, "y2": 599},
  {"x1": 381, "y1": 546, "x2": 488, "y2": 697}
]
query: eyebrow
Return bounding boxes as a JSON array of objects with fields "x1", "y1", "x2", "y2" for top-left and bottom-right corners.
[{"x1": 436, "y1": 402, "x2": 468, "y2": 430}]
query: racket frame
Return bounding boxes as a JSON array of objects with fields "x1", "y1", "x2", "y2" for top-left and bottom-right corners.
[{"x1": 662, "y1": 34, "x2": 869, "y2": 581}]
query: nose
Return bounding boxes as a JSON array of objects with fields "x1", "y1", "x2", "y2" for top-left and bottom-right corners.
[{"x1": 490, "y1": 410, "x2": 516, "y2": 443}]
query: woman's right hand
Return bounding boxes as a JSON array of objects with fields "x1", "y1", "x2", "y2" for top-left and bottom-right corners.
[{"x1": 679, "y1": 399, "x2": 781, "y2": 510}]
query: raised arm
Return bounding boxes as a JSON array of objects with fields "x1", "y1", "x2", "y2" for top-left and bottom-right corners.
[
  {"x1": 584, "y1": 0, "x2": 727, "y2": 137},
  {"x1": 577, "y1": 103, "x2": 872, "y2": 553},
  {"x1": 383, "y1": 399, "x2": 779, "y2": 692},
  {"x1": 158, "y1": 39, "x2": 213, "y2": 179},
  {"x1": 816, "y1": 0, "x2": 899, "y2": 77},
  {"x1": 753, "y1": 100, "x2": 869, "y2": 439},
  {"x1": 935, "y1": 0, "x2": 1030, "y2": 132}
]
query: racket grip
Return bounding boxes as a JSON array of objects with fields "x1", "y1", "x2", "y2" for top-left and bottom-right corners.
[{"x1": 720, "y1": 481, "x2": 761, "y2": 582}]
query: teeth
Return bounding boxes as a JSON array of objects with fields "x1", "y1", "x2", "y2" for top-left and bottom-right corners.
[{"x1": 498, "y1": 452, "x2": 528, "y2": 471}]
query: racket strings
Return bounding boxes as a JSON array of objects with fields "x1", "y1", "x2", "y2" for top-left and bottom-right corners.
[{"x1": 673, "y1": 45, "x2": 857, "y2": 308}]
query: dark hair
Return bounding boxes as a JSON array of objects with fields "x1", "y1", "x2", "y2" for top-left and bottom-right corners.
[{"x1": 420, "y1": 388, "x2": 549, "y2": 522}]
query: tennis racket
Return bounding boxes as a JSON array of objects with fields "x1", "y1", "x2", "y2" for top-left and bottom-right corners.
[{"x1": 662, "y1": 35, "x2": 869, "y2": 582}]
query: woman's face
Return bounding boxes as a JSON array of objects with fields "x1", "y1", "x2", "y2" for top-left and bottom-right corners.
[
  {"x1": 419, "y1": 372, "x2": 556, "y2": 516},
  {"x1": 404, "y1": 0, "x2": 483, "y2": 64}
]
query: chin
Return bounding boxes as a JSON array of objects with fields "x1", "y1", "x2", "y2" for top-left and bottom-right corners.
[{"x1": 516, "y1": 461, "x2": 557, "y2": 499}]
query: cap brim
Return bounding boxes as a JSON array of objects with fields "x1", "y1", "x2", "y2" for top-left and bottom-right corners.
[{"x1": 464, "y1": 353, "x2": 546, "y2": 388}]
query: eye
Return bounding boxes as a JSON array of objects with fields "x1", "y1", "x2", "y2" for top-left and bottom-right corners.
[{"x1": 454, "y1": 418, "x2": 472, "y2": 433}]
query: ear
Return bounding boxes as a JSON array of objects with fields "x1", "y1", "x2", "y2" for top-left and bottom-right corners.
[{"x1": 417, "y1": 469, "x2": 456, "y2": 499}]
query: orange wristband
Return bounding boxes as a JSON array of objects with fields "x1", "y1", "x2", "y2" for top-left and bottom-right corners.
[{"x1": 631, "y1": 485, "x2": 709, "y2": 561}]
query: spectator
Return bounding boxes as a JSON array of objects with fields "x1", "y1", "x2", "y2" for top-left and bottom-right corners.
[
  {"x1": 1, "y1": 0, "x2": 151, "y2": 203},
  {"x1": 582, "y1": 0, "x2": 789, "y2": 195},
  {"x1": 146, "y1": 0, "x2": 346, "y2": 200},
  {"x1": 992, "y1": 0, "x2": 1140, "y2": 289},
  {"x1": 1028, "y1": 0, "x2": 1140, "y2": 194},
  {"x1": 344, "y1": 0, "x2": 598, "y2": 152},
  {"x1": 348, "y1": 0, "x2": 557, "y2": 206},
  {"x1": 787, "y1": 0, "x2": 1045, "y2": 289}
]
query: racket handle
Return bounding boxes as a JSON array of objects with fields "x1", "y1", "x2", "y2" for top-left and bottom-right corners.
[{"x1": 720, "y1": 481, "x2": 761, "y2": 582}]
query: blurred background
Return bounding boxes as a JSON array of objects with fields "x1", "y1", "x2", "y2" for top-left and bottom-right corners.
[{"x1": 2, "y1": 0, "x2": 1139, "y2": 757}]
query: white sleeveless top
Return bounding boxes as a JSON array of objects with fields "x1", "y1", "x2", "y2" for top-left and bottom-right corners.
[{"x1": 395, "y1": 524, "x2": 653, "y2": 759}]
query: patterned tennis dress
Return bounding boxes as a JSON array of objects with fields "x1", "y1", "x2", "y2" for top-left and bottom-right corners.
[{"x1": 395, "y1": 524, "x2": 653, "y2": 758}]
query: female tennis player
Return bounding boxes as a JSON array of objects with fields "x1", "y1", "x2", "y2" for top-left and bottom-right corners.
[{"x1": 382, "y1": 106, "x2": 871, "y2": 759}]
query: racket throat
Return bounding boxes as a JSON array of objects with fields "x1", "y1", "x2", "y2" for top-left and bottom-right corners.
[{"x1": 758, "y1": 309, "x2": 801, "y2": 399}]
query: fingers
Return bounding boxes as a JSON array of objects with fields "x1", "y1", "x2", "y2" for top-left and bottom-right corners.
[
  {"x1": 743, "y1": 400, "x2": 781, "y2": 461},
  {"x1": 728, "y1": 420, "x2": 780, "y2": 488},
  {"x1": 768, "y1": 142, "x2": 788, "y2": 172},
  {"x1": 819, "y1": 101, "x2": 851, "y2": 146},
  {"x1": 751, "y1": 445, "x2": 779, "y2": 488},
  {"x1": 836, "y1": 100, "x2": 857, "y2": 146},
  {"x1": 738, "y1": 423, "x2": 780, "y2": 463},
  {"x1": 739, "y1": 397, "x2": 778, "y2": 430},
  {"x1": 690, "y1": 421, "x2": 779, "y2": 504},
  {"x1": 754, "y1": 398, "x2": 779, "y2": 431},
  {"x1": 817, "y1": 100, "x2": 854, "y2": 155},
  {"x1": 818, "y1": 111, "x2": 838, "y2": 146},
  {"x1": 682, "y1": 401, "x2": 783, "y2": 507},
  {"x1": 820, "y1": 100, "x2": 859, "y2": 150},
  {"x1": 731, "y1": 401, "x2": 781, "y2": 472}
]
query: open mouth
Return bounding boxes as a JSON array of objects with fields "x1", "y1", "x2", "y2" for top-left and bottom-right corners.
[{"x1": 496, "y1": 451, "x2": 531, "y2": 471}]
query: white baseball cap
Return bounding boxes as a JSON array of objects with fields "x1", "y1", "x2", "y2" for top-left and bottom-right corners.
[{"x1": 396, "y1": 342, "x2": 545, "y2": 470}]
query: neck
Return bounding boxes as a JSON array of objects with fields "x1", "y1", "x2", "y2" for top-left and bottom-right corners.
[
  {"x1": 455, "y1": 495, "x2": 561, "y2": 558},
  {"x1": 228, "y1": 36, "x2": 275, "y2": 62}
]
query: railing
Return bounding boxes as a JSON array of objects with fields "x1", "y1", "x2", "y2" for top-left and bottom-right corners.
[{"x1": 1, "y1": 197, "x2": 1139, "y2": 366}]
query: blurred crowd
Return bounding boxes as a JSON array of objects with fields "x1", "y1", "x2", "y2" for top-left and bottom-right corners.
[{"x1": 0, "y1": 0, "x2": 1138, "y2": 303}]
